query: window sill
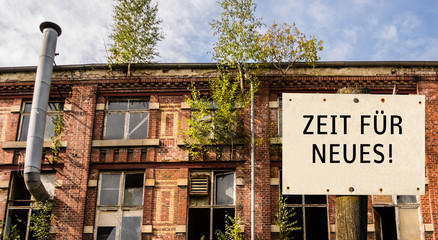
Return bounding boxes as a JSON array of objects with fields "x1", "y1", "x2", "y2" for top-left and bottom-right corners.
[
  {"x1": 92, "y1": 139, "x2": 160, "y2": 147},
  {"x1": 176, "y1": 138, "x2": 244, "y2": 146},
  {"x1": 2, "y1": 141, "x2": 67, "y2": 149}
]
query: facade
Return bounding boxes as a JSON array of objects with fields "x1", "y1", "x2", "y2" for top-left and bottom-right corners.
[{"x1": 0, "y1": 61, "x2": 436, "y2": 239}]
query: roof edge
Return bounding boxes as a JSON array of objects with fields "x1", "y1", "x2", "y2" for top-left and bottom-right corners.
[{"x1": 1, "y1": 61, "x2": 438, "y2": 73}]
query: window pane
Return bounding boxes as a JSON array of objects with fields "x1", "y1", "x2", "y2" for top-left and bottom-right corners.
[
  {"x1": 44, "y1": 115, "x2": 55, "y2": 141},
  {"x1": 47, "y1": 102, "x2": 63, "y2": 112},
  {"x1": 215, "y1": 173, "x2": 235, "y2": 205},
  {"x1": 97, "y1": 226, "x2": 116, "y2": 240},
  {"x1": 11, "y1": 173, "x2": 31, "y2": 205},
  {"x1": 397, "y1": 195, "x2": 417, "y2": 204},
  {"x1": 105, "y1": 114, "x2": 125, "y2": 140},
  {"x1": 285, "y1": 195, "x2": 302, "y2": 205},
  {"x1": 289, "y1": 207, "x2": 304, "y2": 240},
  {"x1": 188, "y1": 208, "x2": 210, "y2": 240},
  {"x1": 304, "y1": 195, "x2": 326, "y2": 204},
  {"x1": 100, "y1": 174, "x2": 120, "y2": 206},
  {"x1": 124, "y1": 174, "x2": 144, "y2": 206},
  {"x1": 108, "y1": 101, "x2": 128, "y2": 111},
  {"x1": 19, "y1": 115, "x2": 30, "y2": 141},
  {"x1": 7, "y1": 209, "x2": 30, "y2": 240},
  {"x1": 305, "y1": 207, "x2": 328, "y2": 239},
  {"x1": 129, "y1": 100, "x2": 148, "y2": 110},
  {"x1": 128, "y1": 113, "x2": 148, "y2": 139},
  {"x1": 23, "y1": 103, "x2": 32, "y2": 112},
  {"x1": 213, "y1": 208, "x2": 235, "y2": 238},
  {"x1": 121, "y1": 216, "x2": 141, "y2": 240}
]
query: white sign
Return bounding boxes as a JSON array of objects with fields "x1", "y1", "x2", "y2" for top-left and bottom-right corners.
[{"x1": 282, "y1": 93, "x2": 425, "y2": 195}]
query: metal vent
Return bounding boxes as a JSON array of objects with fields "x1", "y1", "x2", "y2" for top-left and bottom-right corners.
[{"x1": 189, "y1": 176, "x2": 209, "y2": 195}]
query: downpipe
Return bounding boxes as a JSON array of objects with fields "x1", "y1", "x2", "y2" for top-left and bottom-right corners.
[{"x1": 24, "y1": 22, "x2": 61, "y2": 202}]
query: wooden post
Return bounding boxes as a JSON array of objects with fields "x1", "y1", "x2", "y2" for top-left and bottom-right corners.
[{"x1": 335, "y1": 87, "x2": 368, "y2": 240}]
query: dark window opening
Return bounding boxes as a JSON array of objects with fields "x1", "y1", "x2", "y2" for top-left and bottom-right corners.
[
  {"x1": 188, "y1": 208, "x2": 210, "y2": 240},
  {"x1": 374, "y1": 207, "x2": 397, "y2": 240}
]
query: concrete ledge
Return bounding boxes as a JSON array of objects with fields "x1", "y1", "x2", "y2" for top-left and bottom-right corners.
[
  {"x1": 178, "y1": 178, "x2": 188, "y2": 186},
  {"x1": 50, "y1": 226, "x2": 57, "y2": 234},
  {"x1": 175, "y1": 225, "x2": 186, "y2": 233},
  {"x1": 181, "y1": 102, "x2": 190, "y2": 109},
  {"x1": 271, "y1": 225, "x2": 280, "y2": 233},
  {"x1": 96, "y1": 103, "x2": 105, "y2": 111},
  {"x1": 236, "y1": 177, "x2": 244, "y2": 186},
  {"x1": 270, "y1": 178, "x2": 280, "y2": 186},
  {"x1": 83, "y1": 226, "x2": 93, "y2": 234},
  {"x1": 54, "y1": 180, "x2": 63, "y2": 188},
  {"x1": 92, "y1": 139, "x2": 159, "y2": 147},
  {"x1": 270, "y1": 137, "x2": 282, "y2": 145},
  {"x1": 142, "y1": 225, "x2": 153, "y2": 233},
  {"x1": 88, "y1": 180, "x2": 98, "y2": 187},
  {"x1": 269, "y1": 101, "x2": 279, "y2": 108},
  {"x1": 10, "y1": 105, "x2": 21, "y2": 113},
  {"x1": 424, "y1": 223, "x2": 434, "y2": 232},
  {"x1": 0, "y1": 181, "x2": 9, "y2": 188},
  {"x1": 145, "y1": 179, "x2": 155, "y2": 187},
  {"x1": 2, "y1": 141, "x2": 67, "y2": 149},
  {"x1": 149, "y1": 103, "x2": 160, "y2": 110},
  {"x1": 367, "y1": 224, "x2": 375, "y2": 232},
  {"x1": 64, "y1": 104, "x2": 72, "y2": 111}
]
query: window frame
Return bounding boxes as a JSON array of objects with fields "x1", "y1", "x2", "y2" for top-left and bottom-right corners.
[
  {"x1": 3, "y1": 172, "x2": 55, "y2": 240},
  {"x1": 285, "y1": 195, "x2": 329, "y2": 240},
  {"x1": 17, "y1": 101, "x2": 64, "y2": 141},
  {"x1": 187, "y1": 170, "x2": 236, "y2": 240},
  {"x1": 95, "y1": 171, "x2": 145, "y2": 240},
  {"x1": 103, "y1": 99, "x2": 150, "y2": 140}
]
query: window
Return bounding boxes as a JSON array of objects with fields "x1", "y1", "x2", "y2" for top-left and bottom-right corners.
[
  {"x1": 187, "y1": 171, "x2": 235, "y2": 240},
  {"x1": 104, "y1": 100, "x2": 149, "y2": 140},
  {"x1": 373, "y1": 195, "x2": 420, "y2": 240},
  {"x1": 285, "y1": 195, "x2": 329, "y2": 240},
  {"x1": 96, "y1": 172, "x2": 144, "y2": 240},
  {"x1": 4, "y1": 172, "x2": 55, "y2": 239},
  {"x1": 18, "y1": 102, "x2": 64, "y2": 141}
]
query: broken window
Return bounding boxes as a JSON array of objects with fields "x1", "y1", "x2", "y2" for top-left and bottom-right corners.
[
  {"x1": 3, "y1": 172, "x2": 55, "y2": 239},
  {"x1": 285, "y1": 195, "x2": 329, "y2": 240},
  {"x1": 104, "y1": 100, "x2": 149, "y2": 140},
  {"x1": 373, "y1": 195, "x2": 420, "y2": 240},
  {"x1": 96, "y1": 172, "x2": 144, "y2": 240},
  {"x1": 18, "y1": 101, "x2": 64, "y2": 141},
  {"x1": 187, "y1": 171, "x2": 235, "y2": 240}
]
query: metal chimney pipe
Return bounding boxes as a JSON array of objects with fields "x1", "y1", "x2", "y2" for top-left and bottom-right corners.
[{"x1": 24, "y1": 22, "x2": 61, "y2": 202}]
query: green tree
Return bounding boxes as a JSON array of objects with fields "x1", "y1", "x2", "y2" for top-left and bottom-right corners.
[
  {"x1": 215, "y1": 213, "x2": 244, "y2": 240},
  {"x1": 181, "y1": 72, "x2": 248, "y2": 160},
  {"x1": 108, "y1": 0, "x2": 164, "y2": 75},
  {"x1": 258, "y1": 22, "x2": 323, "y2": 75},
  {"x1": 29, "y1": 201, "x2": 53, "y2": 240},
  {"x1": 210, "y1": 0, "x2": 263, "y2": 91},
  {"x1": 274, "y1": 195, "x2": 301, "y2": 239}
]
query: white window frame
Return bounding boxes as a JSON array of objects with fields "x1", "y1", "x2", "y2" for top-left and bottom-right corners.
[{"x1": 95, "y1": 171, "x2": 145, "y2": 240}]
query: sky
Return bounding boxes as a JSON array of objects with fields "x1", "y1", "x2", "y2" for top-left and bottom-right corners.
[{"x1": 0, "y1": 0, "x2": 437, "y2": 67}]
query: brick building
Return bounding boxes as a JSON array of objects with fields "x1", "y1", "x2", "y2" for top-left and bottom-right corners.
[{"x1": 0, "y1": 61, "x2": 436, "y2": 239}]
